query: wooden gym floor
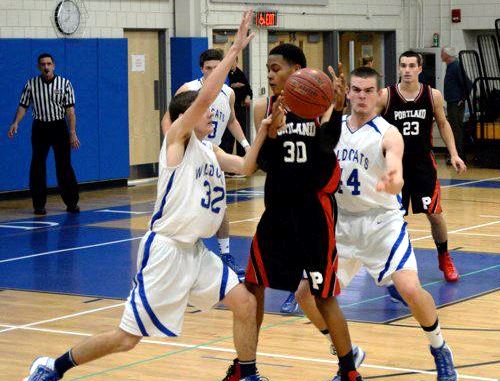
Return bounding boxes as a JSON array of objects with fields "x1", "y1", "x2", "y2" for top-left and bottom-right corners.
[{"x1": 0, "y1": 158, "x2": 499, "y2": 380}]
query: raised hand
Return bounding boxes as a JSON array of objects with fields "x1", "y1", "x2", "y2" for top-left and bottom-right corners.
[
  {"x1": 328, "y1": 63, "x2": 347, "y2": 112},
  {"x1": 267, "y1": 93, "x2": 286, "y2": 138},
  {"x1": 232, "y1": 10, "x2": 255, "y2": 53}
]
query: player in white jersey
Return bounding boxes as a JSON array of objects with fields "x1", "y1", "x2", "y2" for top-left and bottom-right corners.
[
  {"x1": 23, "y1": 12, "x2": 270, "y2": 381},
  {"x1": 162, "y1": 49, "x2": 249, "y2": 279},
  {"x1": 294, "y1": 67, "x2": 457, "y2": 381}
]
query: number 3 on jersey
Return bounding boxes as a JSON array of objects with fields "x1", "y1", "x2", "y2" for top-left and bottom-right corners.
[
  {"x1": 201, "y1": 180, "x2": 225, "y2": 213},
  {"x1": 338, "y1": 168, "x2": 361, "y2": 195},
  {"x1": 208, "y1": 121, "x2": 218, "y2": 139}
]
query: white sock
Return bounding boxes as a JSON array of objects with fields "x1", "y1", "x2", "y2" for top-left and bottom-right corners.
[
  {"x1": 218, "y1": 237, "x2": 230, "y2": 255},
  {"x1": 423, "y1": 320, "x2": 445, "y2": 348}
]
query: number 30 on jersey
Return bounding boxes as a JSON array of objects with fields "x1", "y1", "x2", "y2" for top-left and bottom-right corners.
[{"x1": 283, "y1": 141, "x2": 307, "y2": 163}]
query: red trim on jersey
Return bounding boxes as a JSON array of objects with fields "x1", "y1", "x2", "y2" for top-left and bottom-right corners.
[
  {"x1": 428, "y1": 153, "x2": 443, "y2": 214},
  {"x1": 395, "y1": 83, "x2": 423, "y2": 103},
  {"x1": 383, "y1": 86, "x2": 392, "y2": 116},
  {"x1": 245, "y1": 235, "x2": 270, "y2": 287},
  {"x1": 429, "y1": 86, "x2": 436, "y2": 148},
  {"x1": 321, "y1": 160, "x2": 342, "y2": 194},
  {"x1": 317, "y1": 192, "x2": 340, "y2": 298}
]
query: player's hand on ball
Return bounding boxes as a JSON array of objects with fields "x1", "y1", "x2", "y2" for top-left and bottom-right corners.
[
  {"x1": 450, "y1": 155, "x2": 467, "y2": 174},
  {"x1": 328, "y1": 63, "x2": 347, "y2": 112},
  {"x1": 376, "y1": 169, "x2": 404, "y2": 194},
  {"x1": 268, "y1": 94, "x2": 286, "y2": 138}
]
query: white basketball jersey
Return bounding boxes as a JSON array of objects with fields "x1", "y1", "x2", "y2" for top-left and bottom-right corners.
[
  {"x1": 185, "y1": 78, "x2": 232, "y2": 146},
  {"x1": 335, "y1": 115, "x2": 401, "y2": 213},
  {"x1": 150, "y1": 132, "x2": 226, "y2": 244}
]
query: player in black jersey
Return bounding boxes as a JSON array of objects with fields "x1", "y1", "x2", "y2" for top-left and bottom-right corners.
[
  {"x1": 379, "y1": 51, "x2": 466, "y2": 282},
  {"x1": 222, "y1": 44, "x2": 363, "y2": 381}
]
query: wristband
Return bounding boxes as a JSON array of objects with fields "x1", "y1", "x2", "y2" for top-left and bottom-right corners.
[{"x1": 240, "y1": 139, "x2": 250, "y2": 148}]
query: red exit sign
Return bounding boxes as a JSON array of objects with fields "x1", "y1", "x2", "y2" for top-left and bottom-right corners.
[{"x1": 255, "y1": 11, "x2": 277, "y2": 27}]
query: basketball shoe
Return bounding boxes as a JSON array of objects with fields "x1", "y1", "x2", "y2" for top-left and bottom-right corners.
[
  {"x1": 430, "y1": 343, "x2": 458, "y2": 380},
  {"x1": 438, "y1": 252, "x2": 459, "y2": 282},
  {"x1": 331, "y1": 345, "x2": 366, "y2": 381},
  {"x1": 23, "y1": 357, "x2": 59, "y2": 381},
  {"x1": 280, "y1": 292, "x2": 299, "y2": 314},
  {"x1": 387, "y1": 284, "x2": 408, "y2": 306},
  {"x1": 221, "y1": 360, "x2": 268, "y2": 381}
]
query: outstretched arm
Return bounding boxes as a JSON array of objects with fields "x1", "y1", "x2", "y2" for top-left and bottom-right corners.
[
  {"x1": 432, "y1": 88, "x2": 466, "y2": 174},
  {"x1": 166, "y1": 11, "x2": 255, "y2": 167},
  {"x1": 377, "y1": 127, "x2": 404, "y2": 194},
  {"x1": 214, "y1": 116, "x2": 269, "y2": 176}
]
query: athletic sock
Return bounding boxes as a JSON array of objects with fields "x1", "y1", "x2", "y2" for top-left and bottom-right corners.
[
  {"x1": 338, "y1": 350, "x2": 356, "y2": 376},
  {"x1": 239, "y1": 359, "x2": 257, "y2": 378},
  {"x1": 218, "y1": 237, "x2": 230, "y2": 255},
  {"x1": 435, "y1": 240, "x2": 448, "y2": 255},
  {"x1": 54, "y1": 349, "x2": 77, "y2": 378},
  {"x1": 422, "y1": 318, "x2": 445, "y2": 349}
]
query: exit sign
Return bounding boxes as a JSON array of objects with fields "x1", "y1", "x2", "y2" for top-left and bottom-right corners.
[{"x1": 255, "y1": 11, "x2": 278, "y2": 27}]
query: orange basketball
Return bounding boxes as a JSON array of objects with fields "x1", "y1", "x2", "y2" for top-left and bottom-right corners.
[{"x1": 283, "y1": 68, "x2": 334, "y2": 119}]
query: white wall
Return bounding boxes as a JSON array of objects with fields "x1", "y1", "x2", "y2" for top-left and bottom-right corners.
[{"x1": 0, "y1": 0, "x2": 174, "y2": 38}]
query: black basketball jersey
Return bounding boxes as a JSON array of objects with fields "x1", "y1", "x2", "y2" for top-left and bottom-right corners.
[
  {"x1": 382, "y1": 84, "x2": 435, "y2": 155},
  {"x1": 257, "y1": 96, "x2": 341, "y2": 209}
]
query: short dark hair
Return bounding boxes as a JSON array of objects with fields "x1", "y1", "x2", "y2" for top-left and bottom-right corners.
[
  {"x1": 168, "y1": 91, "x2": 198, "y2": 122},
  {"x1": 362, "y1": 56, "x2": 373, "y2": 66},
  {"x1": 269, "y1": 43, "x2": 307, "y2": 68},
  {"x1": 399, "y1": 50, "x2": 422, "y2": 66},
  {"x1": 350, "y1": 67, "x2": 380, "y2": 87},
  {"x1": 38, "y1": 53, "x2": 54, "y2": 64},
  {"x1": 199, "y1": 49, "x2": 224, "y2": 67}
]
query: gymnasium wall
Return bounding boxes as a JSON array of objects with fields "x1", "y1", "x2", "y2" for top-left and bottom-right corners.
[{"x1": 0, "y1": 38, "x2": 128, "y2": 192}]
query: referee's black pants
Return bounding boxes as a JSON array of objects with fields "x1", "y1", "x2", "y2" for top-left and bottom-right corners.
[{"x1": 30, "y1": 119, "x2": 79, "y2": 210}]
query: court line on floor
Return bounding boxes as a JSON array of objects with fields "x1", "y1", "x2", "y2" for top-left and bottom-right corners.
[
  {"x1": 0, "y1": 302, "x2": 125, "y2": 334},
  {"x1": 4, "y1": 217, "x2": 498, "y2": 266},
  {"x1": 95, "y1": 209, "x2": 149, "y2": 215},
  {"x1": 441, "y1": 176, "x2": 500, "y2": 189},
  {"x1": 1, "y1": 324, "x2": 494, "y2": 381},
  {"x1": 411, "y1": 220, "x2": 500, "y2": 242},
  {"x1": 0, "y1": 236, "x2": 142, "y2": 264}
]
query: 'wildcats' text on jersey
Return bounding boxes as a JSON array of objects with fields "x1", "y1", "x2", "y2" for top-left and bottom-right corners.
[
  {"x1": 150, "y1": 133, "x2": 226, "y2": 244},
  {"x1": 335, "y1": 115, "x2": 401, "y2": 213},
  {"x1": 382, "y1": 84, "x2": 435, "y2": 156},
  {"x1": 185, "y1": 78, "x2": 232, "y2": 146}
]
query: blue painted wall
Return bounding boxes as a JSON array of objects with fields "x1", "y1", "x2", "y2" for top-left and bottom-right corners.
[
  {"x1": 0, "y1": 38, "x2": 129, "y2": 193},
  {"x1": 170, "y1": 37, "x2": 208, "y2": 94}
]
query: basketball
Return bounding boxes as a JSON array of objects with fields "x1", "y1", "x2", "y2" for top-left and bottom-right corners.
[{"x1": 283, "y1": 68, "x2": 334, "y2": 119}]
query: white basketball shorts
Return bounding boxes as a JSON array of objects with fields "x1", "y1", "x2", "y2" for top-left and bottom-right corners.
[
  {"x1": 336, "y1": 208, "x2": 417, "y2": 287},
  {"x1": 120, "y1": 231, "x2": 240, "y2": 337}
]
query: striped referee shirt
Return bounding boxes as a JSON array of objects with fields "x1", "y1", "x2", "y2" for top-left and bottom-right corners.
[{"x1": 19, "y1": 75, "x2": 75, "y2": 122}]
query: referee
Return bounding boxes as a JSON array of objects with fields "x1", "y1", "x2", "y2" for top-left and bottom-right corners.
[{"x1": 7, "y1": 53, "x2": 80, "y2": 215}]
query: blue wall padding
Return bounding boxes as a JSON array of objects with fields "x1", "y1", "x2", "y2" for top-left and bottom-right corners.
[
  {"x1": 97, "y1": 39, "x2": 129, "y2": 180},
  {"x1": 0, "y1": 38, "x2": 129, "y2": 193},
  {"x1": 170, "y1": 37, "x2": 208, "y2": 94}
]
